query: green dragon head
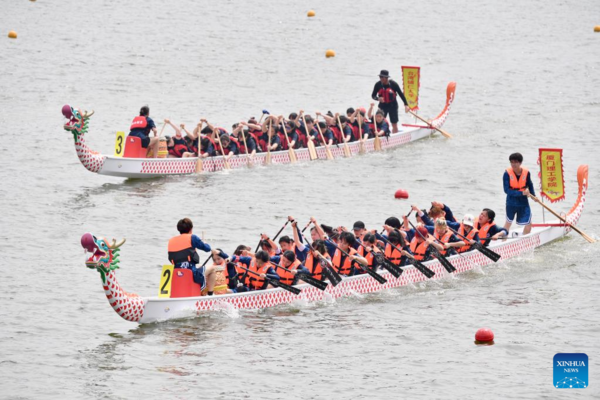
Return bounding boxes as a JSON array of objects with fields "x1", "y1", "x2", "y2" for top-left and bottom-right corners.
[
  {"x1": 81, "y1": 233, "x2": 125, "y2": 283},
  {"x1": 62, "y1": 105, "x2": 94, "y2": 142}
]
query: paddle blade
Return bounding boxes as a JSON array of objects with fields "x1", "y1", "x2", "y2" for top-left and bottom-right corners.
[
  {"x1": 322, "y1": 264, "x2": 342, "y2": 286},
  {"x1": 410, "y1": 258, "x2": 436, "y2": 279},
  {"x1": 375, "y1": 253, "x2": 402, "y2": 278},
  {"x1": 343, "y1": 143, "x2": 351, "y2": 158},
  {"x1": 270, "y1": 279, "x2": 301, "y2": 295},
  {"x1": 364, "y1": 267, "x2": 387, "y2": 284},
  {"x1": 473, "y1": 242, "x2": 501, "y2": 262},
  {"x1": 374, "y1": 136, "x2": 382, "y2": 151},
  {"x1": 430, "y1": 247, "x2": 456, "y2": 273},
  {"x1": 297, "y1": 272, "x2": 328, "y2": 291},
  {"x1": 307, "y1": 140, "x2": 318, "y2": 160}
]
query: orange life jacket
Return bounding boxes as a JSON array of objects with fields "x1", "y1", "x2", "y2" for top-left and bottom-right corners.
[
  {"x1": 332, "y1": 247, "x2": 358, "y2": 276},
  {"x1": 305, "y1": 253, "x2": 323, "y2": 281},
  {"x1": 433, "y1": 230, "x2": 453, "y2": 256},
  {"x1": 409, "y1": 237, "x2": 429, "y2": 261},
  {"x1": 457, "y1": 224, "x2": 479, "y2": 253},
  {"x1": 278, "y1": 259, "x2": 301, "y2": 286},
  {"x1": 247, "y1": 260, "x2": 273, "y2": 290},
  {"x1": 167, "y1": 234, "x2": 199, "y2": 265},
  {"x1": 235, "y1": 261, "x2": 249, "y2": 287},
  {"x1": 384, "y1": 243, "x2": 403, "y2": 265},
  {"x1": 506, "y1": 167, "x2": 529, "y2": 191},
  {"x1": 474, "y1": 221, "x2": 494, "y2": 240},
  {"x1": 365, "y1": 246, "x2": 382, "y2": 268},
  {"x1": 130, "y1": 116, "x2": 148, "y2": 130}
]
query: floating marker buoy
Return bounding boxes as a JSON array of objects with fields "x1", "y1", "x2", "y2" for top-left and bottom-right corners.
[
  {"x1": 595, "y1": 26, "x2": 600, "y2": 32},
  {"x1": 394, "y1": 189, "x2": 409, "y2": 199},
  {"x1": 8, "y1": 31, "x2": 17, "y2": 39},
  {"x1": 475, "y1": 327, "x2": 495, "y2": 345},
  {"x1": 307, "y1": 10, "x2": 316, "y2": 17},
  {"x1": 325, "y1": 49, "x2": 336, "y2": 58}
]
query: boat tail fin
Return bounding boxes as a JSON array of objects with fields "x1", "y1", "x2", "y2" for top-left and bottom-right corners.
[
  {"x1": 566, "y1": 165, "x2": 588, "y2": 225},
  {"x1": 430, "y1": 82, "x2": 457, "y2": 129}
]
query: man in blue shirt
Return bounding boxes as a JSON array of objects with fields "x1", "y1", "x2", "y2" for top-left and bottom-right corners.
[
  {"x1": 503, "y1": 152, "x2": 536, "y2": 235},
  {"x1": 168, "y1": 218, "x2": 224, "y2": 295}
]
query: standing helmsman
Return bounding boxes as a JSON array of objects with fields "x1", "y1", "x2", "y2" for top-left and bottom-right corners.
[
  {"x1": 503, "y1": 152, "x2": 535, "y2": 235},
  {"x1": 371, "y1": 70, "x2": 409, "y2": 134}
]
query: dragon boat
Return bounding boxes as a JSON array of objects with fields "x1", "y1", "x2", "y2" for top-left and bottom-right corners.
[
  {"x1": 81, "y1": 165, "x2": 589, "y2": 324},
  {"x1": 63, "y1": 82, "x2": 456, "y2": 179}
]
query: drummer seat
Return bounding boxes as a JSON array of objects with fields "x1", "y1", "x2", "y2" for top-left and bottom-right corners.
[
  {"x1": 170, "y1": 268, "x2": 202, "y2": 298},
  {"x1": 123, "y1": 136, "x2": 149, "y2": 158}
]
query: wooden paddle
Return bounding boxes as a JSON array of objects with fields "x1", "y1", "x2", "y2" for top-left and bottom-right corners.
[
  {"x1": 195, "y1": 121, "x2": 204, "y2": 173},
  {"x1": 281, "y1": 118, "x2": 298, "y2": 163},
  {"x1": 265, "y1": 120, "x2": 272, "y2": 165},
  {"x1": 529, "y1": 195, "x2": 595, "y2": 243},
  {"x1": 214, "y1": 131, "x2": 231, "y2": 170},
  {"x1": 239, "y1": 127, "x2": 253, "y2": 167},
  {"x1": 314, "y1": 118, "x2": 334, "y2": 160},
  {"x1": 357, "y1": 112, "x2": 366, "y2": 154},
  {"x1": 372, "y1": 114, "x2": 382, "y2": 151},
  {"x1": 272, "y1": 262, "x2": 329, "y2": 291},
  {"x1": 408, "y1": 111, "x2": 453, "y2": 138},
  {"x1": 299, "y1": 113, "x2": 318, "y2": 161},
  {"x1": 336, "y1": 115, "x2": 352, "y2": 158},
  {"x1": 236, "y1": 264, "x2": 301, "y2": 295}
]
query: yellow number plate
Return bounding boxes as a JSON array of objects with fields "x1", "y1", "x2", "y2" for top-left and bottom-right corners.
[
  {"x1": 114, "y1": 131, "x2": 125, "y2": 157},
  {"x1": 158, "y1": 265, "x2": 174, "y2": 298}
]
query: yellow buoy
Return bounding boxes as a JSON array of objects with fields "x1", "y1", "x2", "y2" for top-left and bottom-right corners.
[
  {"x1": 325, "y1": 49, "x2": 336, "y2": 58},
  {"x1": 8, "y1": 31, "x2": 17, "y2": 39},
  {"x1": 307, "y1": 10, "x2": 316, "y2": 17},
  {"x1": 595, "y1": 25, "x2": 600, "y2": 32}
]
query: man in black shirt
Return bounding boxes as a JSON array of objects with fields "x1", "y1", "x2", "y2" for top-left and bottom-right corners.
[{"x1": 371, "y1": 70, "x2": 409, "y2": 133}]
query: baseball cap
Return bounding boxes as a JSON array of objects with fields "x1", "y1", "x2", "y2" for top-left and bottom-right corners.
[{"x1": 462, "y1": 214, "x2": 475, "y2": 227}]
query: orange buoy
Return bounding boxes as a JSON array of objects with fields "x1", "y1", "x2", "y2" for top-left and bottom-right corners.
[
  {"x1": 394, "y1": 189, "x2": 409, "y2": 199},
  {"x1": 595, "y1": 26, "x2": 600, "y2": 32},
  {"x1": 325, "y1": 49, "x2": 336, "y2": 58},
  {"x1": 8, "y1": 31, "x2": 17, "y2": 39},
  {"x1": 307, "y1": 10, "x2": 316, "y2": 17},
  {"x1": 475, "y1": 328, "x2": 495, "y2": 344}
]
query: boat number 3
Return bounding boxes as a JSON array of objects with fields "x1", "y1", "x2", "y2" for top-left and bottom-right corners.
[
  {"x1": 158, "y1": 265, "x2": 174, "y2": 298},
  {"x1": 114, "y1": 131, "x2": 125, "y2": 157}
]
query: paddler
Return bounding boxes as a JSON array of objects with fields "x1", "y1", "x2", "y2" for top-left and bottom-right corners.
[
  {"x1": 230, "y1": 250, "x2": 280, "y2": 291},
  {"x1": 475, "y1": 208, "x2": 508, "y2": 246},
  {"x1": 128, "y1": 105, "x2": 160, "y2": 157},
  {"x1": 371, "y1": 69, "x2": 409, "y2": 133},
  {"x1": 504, "y1": 152, "x2": 535, "y2": 235},
  {"x1": 430, "y1": 218, "x2": 465, "y2": 257},
  {"x1": 456, "y1": 214, "x2": 481, "y2": 253},
  {"x1": 368, "y1": 104, "x2": 391, "y2": 137},
  {"x1": 406, "y1": 225, "x2": 435, "y2": 262},
  {"x1": 329, "y1": 231, "x2": 368, "y2": 276},
  {"x1": 211, "y1": 249, "x2": 239, "y2": 295},
  {"x1": 304, "y1": 239, "x2": 330, "y2": 281},
  {"x1": 167, "y1": 218, "x2": 222, "y2": 296},
  {"x1": 164, "y1": 120, "x2": 195, "y2": 158},
  {"x1": 271, "y1": 250, "x2": 310, "y2": 286}
]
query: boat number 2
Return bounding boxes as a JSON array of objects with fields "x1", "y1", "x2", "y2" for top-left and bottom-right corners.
[
  {"x1": 158, "y1": 265, "x2": 174, "y2": 298},
  {"x1": 114, "y1": 131, "x2": 125, "y2": 157}
]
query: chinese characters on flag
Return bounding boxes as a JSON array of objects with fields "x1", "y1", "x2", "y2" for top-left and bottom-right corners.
[
  {"x1": 401, "y1": 66, "x2": 420, "y2": 111},
  {"x1": 538, "y1": 148, "x2": 565, "y2": 203}
]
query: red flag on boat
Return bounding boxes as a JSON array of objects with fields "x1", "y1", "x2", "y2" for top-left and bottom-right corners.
[{"x1": 538, "y1": 148, "x2": 565, "y2": 203}]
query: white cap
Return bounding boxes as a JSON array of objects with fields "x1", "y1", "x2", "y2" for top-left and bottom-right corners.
[{"x1": 462, "y1": 214, "x2": 475, "y2": 227}]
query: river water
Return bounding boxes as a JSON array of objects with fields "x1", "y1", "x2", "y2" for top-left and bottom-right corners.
[{"x1": 1, "y1": 0, "x2": 599, "y2": 398}]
